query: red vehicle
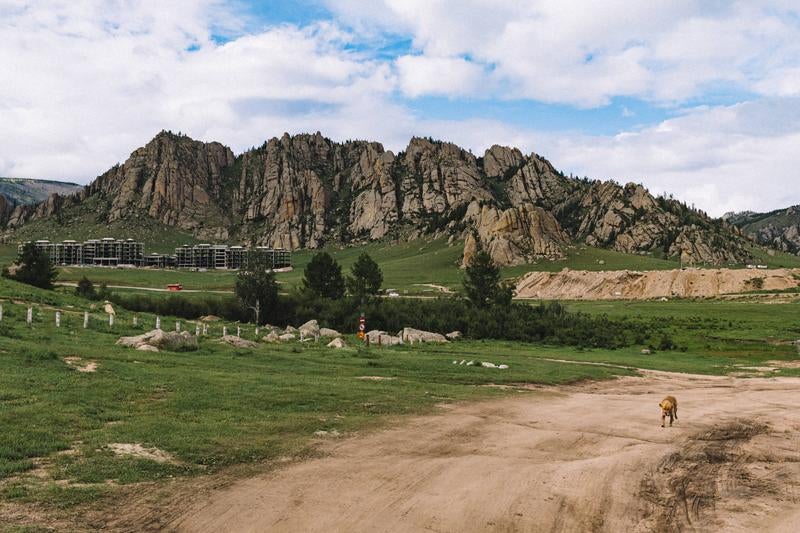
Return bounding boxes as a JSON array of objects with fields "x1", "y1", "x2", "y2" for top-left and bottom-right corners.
[{"x1": 166, "y1": 283, "x2": 183, "y2": 291}]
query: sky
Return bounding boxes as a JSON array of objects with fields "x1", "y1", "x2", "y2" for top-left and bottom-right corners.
[{"x1": 1, "y1": 1, "x2": 799, "y2": 216}]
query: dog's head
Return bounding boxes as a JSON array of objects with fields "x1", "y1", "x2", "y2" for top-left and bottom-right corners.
[{"x1": 659, "y1": 400, "x2": 673, "y2": 413}]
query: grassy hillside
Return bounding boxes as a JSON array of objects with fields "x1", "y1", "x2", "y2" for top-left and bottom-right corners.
[
  {"x1": 2, "y1": 234, "x2": 799, "y2": 296},
  {"x1": 0, "y1": 177, "x2": 82, "y2": 205}
]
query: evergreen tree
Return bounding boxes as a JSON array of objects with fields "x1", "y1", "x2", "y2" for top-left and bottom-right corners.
[
  {"x1": 235, "y1": 260, "x2": 278, "y2": 325},
  {"x1": 75, "y1": 276, "x2": 96, "y2": 299},
  {"x1": 462, "y1": 239, "x2": 511, "y2": 308},
  {"x1": 303, "y1": 252, "x2": 345, "y2": 299},
  {"x1": 5, "y1": 242, "x2": 57, "y2": 289},
  {"x1": 346, "y1": 252, "x2": 383, "y2": 299}
]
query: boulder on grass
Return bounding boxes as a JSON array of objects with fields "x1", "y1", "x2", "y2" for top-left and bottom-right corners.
[
  {"x1": 446, "y1": 331, "x2": 462, "y2": 341},
  {"x1": 378, "y1": 334, "x2": 402, "y2": 346},
  {"x1": 279, "y1": 333, "x2": 296, "y2": 341},
  {"x1": 319, "y1": 327, "x2": 342, "y2": 338},
  {"x1": 117, "y1": 330, "x2": 197, "y2": 352},
  {"x1": 298, "y1": 320, "x2": 320, "y2": 338},
  {"x1": 327, "y1": 337, "x2": 347, "y2": 349},
  {"x1": 284, "y1": 325, "x2": 298, "y2": 334},
  {"x1": 400, "y1": 327, "x2": 447, "y2": 344},
  {"x1": 262, "y1": 331, "x2": 281, "y2": 343},
  {"x1": 220, "y1": 335, "x2": 258, "y2": 349},
  {"x1": 136, "y1": 344, "x2": 159, "y2": 352}
]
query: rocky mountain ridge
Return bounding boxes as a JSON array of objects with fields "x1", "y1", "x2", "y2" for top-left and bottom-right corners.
[
  {"x1": 725, "y1": 206, "x2": 800, "y2": 255},
  {"x1": 1, "y1": 131, "x2": 755, "y2": 266}
]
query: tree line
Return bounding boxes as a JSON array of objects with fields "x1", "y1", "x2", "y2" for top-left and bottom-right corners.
[{"x1": 4, "y1": 241, "x2": 674, "y2": 349}]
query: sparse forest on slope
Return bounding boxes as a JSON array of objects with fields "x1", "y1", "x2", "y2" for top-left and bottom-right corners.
[{"x1": 1, "y1": 131, "x2": 756, "y2": 266}]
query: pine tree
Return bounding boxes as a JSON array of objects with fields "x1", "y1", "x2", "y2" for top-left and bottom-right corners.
[
  {"x1": 463, "y1": 249, "x2": 500, "y2": 308},
  {"x1": 303, "y1": 252, "x2": 345, "y2": 299},
  {"x1": 346, "y1": 252, "x2": 383, "y2": 299},
  {"x1": 5, "y1": 242, "x2": 57, "y2": 289}
]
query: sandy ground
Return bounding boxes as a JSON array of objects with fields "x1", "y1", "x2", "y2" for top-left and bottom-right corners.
[
  {"x1": 515, "y1": 267, "x2": 800, "y2": 300},
  {"x1": 157, "y1": 372, "x2": 800, "y2": 533}
]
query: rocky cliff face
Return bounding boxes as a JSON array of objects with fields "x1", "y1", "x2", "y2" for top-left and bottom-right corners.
[
  {"x1": 3, "y1": 131, "x2": 757, "y2": 266},
  {"x1": 727, "y1": 206, "x2": 800, "y2": 255}
]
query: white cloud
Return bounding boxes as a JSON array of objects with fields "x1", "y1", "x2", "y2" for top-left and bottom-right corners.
[
  {"x1": 326, "y1": 0, "x2": 800, "y2": 105},
  {"x1": 0, "y1": 2, "x2": 396, "y2": 180},
  {"x1": 1, "y1": 1, "x2": 799, "y2": 218},
  {"x1": 396, "y1": 55, "x2": 484, "y2": 97},
  {"x1": 537, "y1": 99, "x2": 800, "y2": 215}
]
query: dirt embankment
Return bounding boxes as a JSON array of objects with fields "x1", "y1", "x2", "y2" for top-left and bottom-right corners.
[
  {"x1": 515, "y1": 267, "x2": 800, "y2": 300},
  {"x1": 109, "y1": 372, "x2": 800, "y2": 533}
]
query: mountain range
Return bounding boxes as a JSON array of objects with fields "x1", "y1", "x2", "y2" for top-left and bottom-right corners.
[
  {"x1": 0, "y1": 131, "x2": 758, "y2": 266},
  {"x1": 0, "y1": 177, "x2": 81, "y2": 207},
  {"x1": 725, "y1": 206, "x2": 800, "y2": 255}
]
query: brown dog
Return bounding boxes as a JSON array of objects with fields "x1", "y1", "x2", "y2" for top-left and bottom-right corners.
[{"x1": 659, "y1": 396, "x2": 678, "y2": 427}]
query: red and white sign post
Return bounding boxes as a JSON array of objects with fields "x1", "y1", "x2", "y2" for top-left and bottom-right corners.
[{"x1": 357, "y1": 313, "x2": 366, "y2": 340}]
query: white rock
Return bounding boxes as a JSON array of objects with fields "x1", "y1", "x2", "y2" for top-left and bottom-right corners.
[
  {"x1": 327, "y1": 337, "x2": 347, "y2": 349},
  {"x1": 319, "y1": 327, "x2": 342, "y2": 338},
  {"x1": 298, "y1": 319, "x2": 320, "y2": 337},
  {"x1": 466, "y1": 360, "x2": 476, "y2": 366},
  {"x1": 262, "y1": 331, "x2": 281, "y2": 343},
  {"x1": 279, "y1": 333, "x2": 296, "y2": 341},
  {"x1": 481, "y1": 362, "x2": 497, "y2": 368},
  {"x1": 220, "y1": 335, "x2": 258, "y2": 349},
  {"x1": 400, "y1": 327, "x2": 447, "y2": 344},
  {"x1": 498, "y1": 364, "x2": 509, "y2": 370},
  {"x1": 136, "y1": 344, "x2": 159, "y2": 352}
]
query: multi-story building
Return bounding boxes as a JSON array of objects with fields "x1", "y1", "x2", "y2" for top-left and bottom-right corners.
[{"x1": 18, "y1": 239, "x2": 290, "y2": 271}]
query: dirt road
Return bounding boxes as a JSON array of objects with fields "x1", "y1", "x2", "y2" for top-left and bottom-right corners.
[{"x1": 162, "y1": 371, "x2": 800, "y2": 532}]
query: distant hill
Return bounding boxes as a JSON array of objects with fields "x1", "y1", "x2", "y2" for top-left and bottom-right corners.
[
  {"x1": 0, "y1": 177, "x2": 82, "y2": 206},
  {"x1": 725, "y1": 206, "x2": 800, "y2": 255},
  {"x1": 0, "y1": 131, "x2": 761, "y2": 266}
]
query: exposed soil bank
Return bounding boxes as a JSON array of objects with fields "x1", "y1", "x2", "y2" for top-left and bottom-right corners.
[
  {"x1": 158, "y1": 372, "x2": 800, "y2": 532},
  {"x1": 515, "y1": 267, "x2": 800, "y2": 300}
]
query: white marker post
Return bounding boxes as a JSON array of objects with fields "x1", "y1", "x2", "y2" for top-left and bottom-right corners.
[
  {"x1": 255, "y1": 327, "x2": 259, "y2": 337},
  {"x1": 237, "y1": 325, "x2": 241, "y2": 338},
  {"x1": 108, "y1": 314, "x2": 114, "y2": 327},
  {"x1": 26, "y1": 307, "x2": 32, "y2": 326},
  {"x1": 83, "y1": 311, "x2": 89, "y2": 329},
  {"x1": 156, "y1": 316, "x2": 161, "y2": 330},
  {"x1": 133, "y1": 315, "x2": 138, "y2": 327},
  {"x1": 195, "y1": 324, "x2": 200, "y2": 336},
  {"x1": 176, "y1": 321, "x2": 181, "y2": 332},
  {"x1": 0, "y1": 304, "x2": 4, "y2": 322},
  {"x1": 222, "y1": 326, "x2": 227, "y2": 337},
  {"x1": 55, "y1": 311, "x2": 61, "y2": 328}
]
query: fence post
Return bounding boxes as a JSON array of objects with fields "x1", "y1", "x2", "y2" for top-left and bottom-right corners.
[
  {"x1": 0, "y1": 304, "x2": 3, "y2": 322},
  {"x1": 26, "y1": 307, "x2": 32, "y2": 326},
  {"x1": 237, "y1": 325, "x2": 241, "y2": 338},
  {"x1": 108, "y1": 314, "x2": 114, "y2": 328},
  {"x1": 255, "y1": 327, "x2": 259, "y2": 337},
  {"x1": 55, "y1": 311, "x2": 61, "y2": 328},
  {"x1": 156, "y1": 316, "x2": 161, "y2": 330},
  {"x1": 83, "y1": 311, "x2": 89, "y2": 329},
  {"x1": 176, "y1": 321, "x2": 181, "y2": 332},
  {"x1": 223, "y1": 326, "x2": 227, "y2": 337},
  {"x1": 195, "y1": 324, "x2": 200, "y2": 336}
]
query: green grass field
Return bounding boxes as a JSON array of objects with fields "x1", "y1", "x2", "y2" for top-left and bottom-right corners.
[
  {"x1": 2, "y1": 235, "x2": 799, "y2": 298},
  {"x1": 1, "y1": 270, "x2": 799, "y2": 527}
]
